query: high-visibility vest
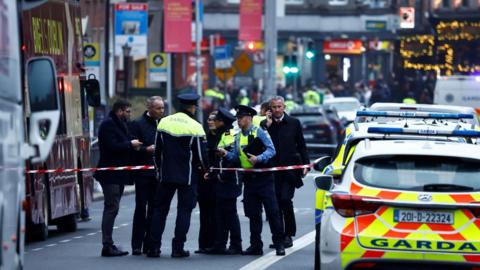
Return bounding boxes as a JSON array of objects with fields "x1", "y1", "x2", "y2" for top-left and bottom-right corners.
[
  {"x1": 239, "y1": 96, "x2": 250, "y2": 106},
  {"x1": 304, "y1": 90, "x2": 320, "y2": 106},
  {"x1": 157, "y1": 112, "x2": 205, "y2": 137},
  {"x1": 218, "y1": 128, "x2": 236, "y2": 149},
  {"x1": 402, "y1": 97, "x2": 416, "y2": 104},
  {"x1": 252, "y1": 115, "x2": 266, "y2": 127},
  {"x1": 205, "y1": 89, "x2": 225, "y2": 100},
  {"x1": 285, "y1": 100, "x2": 297, "y2": 111},
  {"x1": 237, "y1": 126, "x2": 258, "y2": 169}
]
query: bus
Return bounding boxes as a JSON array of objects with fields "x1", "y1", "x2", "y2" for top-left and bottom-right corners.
[
  {"x1": 1, "y1": 0, "x2": 61, "y2": 268},
  {"x1": 20, "y1": 0, "x2": 99, "y2": 241}
]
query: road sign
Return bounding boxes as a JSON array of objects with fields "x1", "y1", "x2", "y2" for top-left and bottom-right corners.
[
  {"x1": 149, "y1": 53, "x2": 167, "y2": 82},
  {"x1": 214, "y1": 67, "x2": 236, "y2": 81},
  {"x1": 234, "y1": 52, "x2": 253, "y2": 75},
  {"x1": 214, "y1": 45, "x2": 232, "y2": 69},
  {"x1": 399, "y1": 7, "x2": 414, "y2": 29}
]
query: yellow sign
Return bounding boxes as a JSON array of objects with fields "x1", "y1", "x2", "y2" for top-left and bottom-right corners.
[
  {"x1": 214, "y1": 67, "x2": 236, "y2": 81},
  {"x1": 149, "y1": 53, "x2": 167, "y2": 69},
  {"x1": 84, "y1": 43, "x2": 100, "y2": 62},
  {"x1": 234, "y1": 52, "x2": 253, "y2": 75}
]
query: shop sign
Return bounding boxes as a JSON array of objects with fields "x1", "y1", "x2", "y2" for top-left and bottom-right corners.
[
  {"x1": 368, "y1": 40, "x2": 391, "y2": 51},
  {"x1": 323, "y1": 40, "x2": 363, "y2": 54},
  {"x1": 365, "y1": 20, "x2": 387, "y2": 31}
]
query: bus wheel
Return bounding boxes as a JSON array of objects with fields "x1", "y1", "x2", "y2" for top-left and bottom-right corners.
[{"x1": 56, "y1": 214, "x2": 77, "y2": 232}]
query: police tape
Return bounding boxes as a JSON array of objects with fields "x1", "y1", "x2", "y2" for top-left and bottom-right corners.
[{"x1": 25, "y1": 164, "x2": 313, "y2": 174}]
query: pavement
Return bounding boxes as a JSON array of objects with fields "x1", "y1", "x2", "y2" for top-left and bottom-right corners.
[{"x1": 25, "y1": 172, "x2": 320, "y2": 270}]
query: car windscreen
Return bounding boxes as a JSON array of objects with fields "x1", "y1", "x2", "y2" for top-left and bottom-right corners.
[
  {"x1": 292, "y1": 114, "x2": 326, "y2": 125},
  {"x1": 353, "y1": 155, "x2": 480, "y2": 192},
  {"x1": 327, "y1": 102, "x2": 359, "y2": 112}
]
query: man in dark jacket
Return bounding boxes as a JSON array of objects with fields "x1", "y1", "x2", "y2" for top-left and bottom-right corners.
[
  {"x1": 130, "y1": 96, "x2": 165, "y2": 255},
  {"x1": 148, "y1": 93, "x2": 208, "y2": 258},
  {"x1": 262, "y1": 96, "x2": 309, "y2": 249},
  {"x1": 94, "y1": 99, "x2": 143, "y2": 257}
]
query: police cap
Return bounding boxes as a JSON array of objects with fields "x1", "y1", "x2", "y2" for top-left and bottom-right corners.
[
  {"x1": 216, "y1": 107, "x2": 236, "y2": 125},
  {"x1": 235, "y1": 105, "x2": 257, "y2": 117},
  {"x1": 177, "y1": 93, "x2": 200, "y2": 105}
]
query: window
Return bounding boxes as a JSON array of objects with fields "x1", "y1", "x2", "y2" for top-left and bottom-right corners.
[
  {"x1": 442, "y1": 0, "x2": 451, "y2": 8},
  {"x1": 354, "y1": 155, "x2": 480, "y2": 191}
]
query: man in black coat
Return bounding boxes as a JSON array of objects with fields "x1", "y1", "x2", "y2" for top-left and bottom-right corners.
[
  {"x1": 94, "y1": 99, "x2": 143, "y2": 257},
  {"x1": 130, "y1": 96, "x2": 165, "y2": 255},
  {"x1": 262, "y1": 96, "x2": 309, "y2": 248}
]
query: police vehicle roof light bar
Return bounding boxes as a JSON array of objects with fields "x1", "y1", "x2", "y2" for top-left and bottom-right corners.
[
  {"x1": 356, "y1": 111, "x2": 474, "y2": 120},
  {"x1": 367, "y1": 127, "x2": 480, "y2": 137}
]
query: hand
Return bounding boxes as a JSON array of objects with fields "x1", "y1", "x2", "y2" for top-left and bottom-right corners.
[
  {"x1": 266, "y1": 111, "x2": 273, "y2": 127},
  {"x1": 146, "y1": 145, "x2": 155, "y2": 154},
  {"x1": 131, "y1": 139, "x2": 143, "y2": 151},
  {"x1": 247, "y1": 153, "x2": 257, "y2": 165},
  {"x1": 302, "y1": 167, "x2": 310, "y2": 177},
  {"x1": 216, "y1": 148, "x2": 227, "y2": 157}
]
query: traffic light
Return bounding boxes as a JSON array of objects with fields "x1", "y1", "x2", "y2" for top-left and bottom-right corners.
[
  {"x1": 244, "y1": 41, "x2": 264, "y2": 51},
  {"x1": 283, "y1": 55, "x2": 299, "y2": 75},
  {"x1": 305, "y1": 40, "x2": 315, "y2": 60}
]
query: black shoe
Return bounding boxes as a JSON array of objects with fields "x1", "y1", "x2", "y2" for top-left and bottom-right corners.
[
  {"x1": 268, "y1": 244, "x2": 275, "y2": 249},
  {"x1": 242, "y1": 246, "x2": 263, "y2": 256},
  {"x1": 194, "y1": 248, "x2": 207, "y2": 254},
  {"x1": 146, "y1": 249, "x2": 160, "y2": 258},
  {"x1": 276, "y1": 245, "x2": 286, "y2": 256},
  {"x1": 132, "y1": 249, "x2": 142, "y2": 256},
  {"x1": 284, "y1": 236, "x2": 293, "y2": 248},
  {"x1": 171, "y1": 249, "x2": 190, "y2": 258},
  {"x1": 205, "y1": 247, "x2": 227, "y2": 255},
  {"x1": 101, "y1": 245, "x2": 129, "y2": 257},
  {"x1": 226, "y1": 246, "x2": 242, "y2": 255}
]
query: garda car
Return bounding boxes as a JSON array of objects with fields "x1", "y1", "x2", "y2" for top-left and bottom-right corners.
[{"x1": 315, "y1": 129, "x2": 480, "y2": 270}]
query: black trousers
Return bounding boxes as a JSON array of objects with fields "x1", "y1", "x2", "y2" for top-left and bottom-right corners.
[
  {"x1": 131, "y1": 177, "x2": 157, "y2": 251},
  {"x1": 100, "y1": 183, "x2": 125, "y2": 246},
  {"x1": 243, "y1": 173, "x2": 284, "y2": 249},
  {"x1": 275, "y1": 178, "x2": 296, "y2": 237},
  {"x1": 198, "y1": 192, "x2": 216, "y2": 249},
  {"x1": 213, "y1": 198, "x2": 242, "y2": 249},
  {"x1": 150, "y1": 182, "x2": 197, "y2": 250}
]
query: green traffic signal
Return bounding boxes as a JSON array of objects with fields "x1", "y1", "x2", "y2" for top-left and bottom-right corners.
[
  {"x1": 305, "y1": 50, "x2": 315, "y2": 60},
  {"x1": 283, "y1": 66, "x2": 299, "y2": 74}
]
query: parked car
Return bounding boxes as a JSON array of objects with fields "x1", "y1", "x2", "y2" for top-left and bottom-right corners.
[
  {"x1": 323, "y1": 104, "x2": 346, "y2": 142},
  {"x1": 290, "y1": 106, "x2": 338, "y2": 157},
  {"x1": 323, "y1": 97, "x2": 362, "y2": 125}
]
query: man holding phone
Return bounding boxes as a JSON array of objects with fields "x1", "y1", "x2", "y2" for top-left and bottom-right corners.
[{"x1": 262, "y1": 96, "x2": 309, "y2": 249}]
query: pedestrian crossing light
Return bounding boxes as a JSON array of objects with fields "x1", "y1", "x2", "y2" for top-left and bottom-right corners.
[{"x1": 305, "y1": 39, "x2": 315, "y2": 60}]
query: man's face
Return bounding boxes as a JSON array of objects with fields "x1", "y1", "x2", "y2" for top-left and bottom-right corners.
[
  {"x1": 207, "y1": 113, "x2": 217, "y2": 131},
  {"x1": 271, "y1": 99, "x2": 285, "y2": 119},
  {"x1": 149, "y1": 100, "x2": 165, "y2": 120},
  {"x1": 119, "y1": 107, "x2": 132, "y2": 121},
  {"x1": 237, "y1": 115, "x2": 251, "y2": 129}
]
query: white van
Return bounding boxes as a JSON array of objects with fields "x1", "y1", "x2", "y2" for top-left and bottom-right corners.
[{"x1": 434, "y1": 75, "x2": 480, "y2": 112}]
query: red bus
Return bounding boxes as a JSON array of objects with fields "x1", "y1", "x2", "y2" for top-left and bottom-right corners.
[{"x1": 21, "y1": 0, "x2": 98, "y2": 241}]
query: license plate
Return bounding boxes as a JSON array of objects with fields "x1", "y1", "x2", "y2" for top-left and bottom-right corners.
[
  {"x1": 304, "y1": 134, "x2": 314, "y2": 139},
  {"x1": 393, "y1": 209, "x2": 454, "y2": 224}
]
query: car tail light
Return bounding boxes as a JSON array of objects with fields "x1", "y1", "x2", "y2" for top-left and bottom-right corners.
[{"x1": 331, "y1": 194, "x2": 382, "y2": 218}]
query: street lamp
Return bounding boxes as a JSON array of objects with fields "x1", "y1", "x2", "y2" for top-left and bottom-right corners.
[{"x1": 122, "y1": 42, "x2": 132, "y2": 98}]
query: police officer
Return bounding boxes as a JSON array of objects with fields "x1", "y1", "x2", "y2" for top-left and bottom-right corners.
[
  {"x1": 205, "y1": 108, "x2": 243, "y2": 255},
  {"x1": 147, "y1": 93, "x2": 208, "y2": 258},
  {"x1": 217, "y1": 105, "x2": 285, "y2": 256}
]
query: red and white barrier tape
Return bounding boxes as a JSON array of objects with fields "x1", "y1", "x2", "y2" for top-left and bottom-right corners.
[{"x1": 25, "y1": 164, "x2": 312, "y2": 174}]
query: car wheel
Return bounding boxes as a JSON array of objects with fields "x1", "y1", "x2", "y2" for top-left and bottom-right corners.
[{"x1": 56, "y1": 214, "x2": 77, "y2": 232}]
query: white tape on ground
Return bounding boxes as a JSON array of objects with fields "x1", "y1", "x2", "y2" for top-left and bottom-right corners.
[{"x1": 239, "y1": 230, "x2": 316, "y2": 270}]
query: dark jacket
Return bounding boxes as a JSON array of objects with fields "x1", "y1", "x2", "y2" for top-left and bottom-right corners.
[
  {"x1": 131, "y1": 111, "x2": 159, "y2": 178},
  {"x1": 261, "y1": 113, "x2": 309, "y2": 188},
  {"x1": 94, "y1": 111, "x2": 135, "y2": 185},
  {"x1": 154, "y1": 111, "x2": 208, "y2": 187}
]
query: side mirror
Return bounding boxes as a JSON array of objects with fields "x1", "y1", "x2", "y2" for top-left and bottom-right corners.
[
  {"x1": 83, "y1": 74, "x2": 101, "y2": 107},
  {"x1": 27, "y1": 57, "x2": 60, "y2": 163},
  {"x1": 313, "y1": 156, "x2": 331, "y2": 172},
  {"x1": 315, "y1": 175, "x2": 333, "y2": 191}
]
